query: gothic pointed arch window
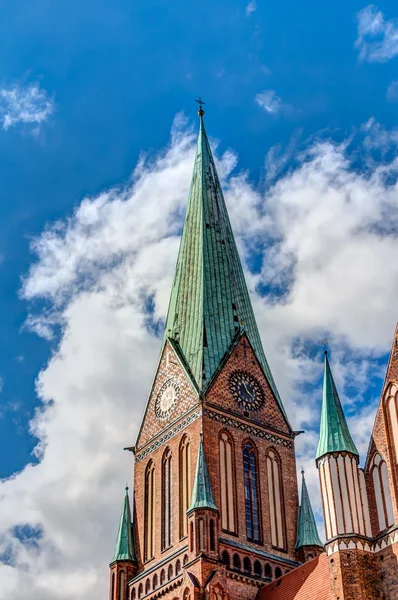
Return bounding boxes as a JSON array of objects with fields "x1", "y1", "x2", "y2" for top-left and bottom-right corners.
[
  {"x1": 243, "y1": 440, "x2": 261, "y2": 542},
  {"x1": 266, "y1": 449, "x2": 286, "y2": 550},
  {"x1": 219, "y1": 431, "x2": 237, "y2": 533},
  {"x1": 162, "y1": 448, "x2": 173, "y2": 550},
  {"x1": 212, "y1": 585, "x2": 224, "y2": 600},
  {"x1": 111, "y1": 573, "x2": 115, "y2": 600},
  {"x1": 179, "y1": 435, "x2": 191, "y2": 538},
  {"x1": 385, "y1": 384, "x2": 398, "y2": 463},
  {"x1": 144, "y1": 460, "x2": 156, "y2": 561},
  {"x1": 371, "y1": 453, "x2": 394, "y2": 531}
]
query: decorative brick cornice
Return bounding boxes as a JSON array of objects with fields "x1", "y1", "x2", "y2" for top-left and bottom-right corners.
[
  {"x1": 135, "y1": 410, "x2": 201, "y2": 462},
  {"x1": 205, "y1": 410, "x2": 293, "y2": 450},
  {"x1": 326, "y1": 525, "x2": 398, "y2": 555}
]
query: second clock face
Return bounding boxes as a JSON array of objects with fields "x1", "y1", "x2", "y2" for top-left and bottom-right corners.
[
  {"x1": 155, "y1": 379, "x2": 180, "y2": 419},
  {"x1": 229, "y1": 371, "x2": 264, "y2": 411}
]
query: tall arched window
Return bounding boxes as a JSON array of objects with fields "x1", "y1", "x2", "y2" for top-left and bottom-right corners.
[
  {"x1": 243, "y1": 441, "x2": 261, "y2": 542},
  {"x1": 179, "y1": 435, "x2": 191, "y2": 538},
  {"x1": 144, "y1": 460, "x2": 156, "y2": 561},
  {"x1": 386, "y1": 384, "x2": 398, "y2": 463},
  {"x1": 371, "y1": 453, "x2": 394, "y2": 531},
  {"x1": 209, "y1": 519, "x2": 215, "y2": 551},
  {"x1": 119, "y1": 572, "x2": 125, "y2": 600},
  {"x1": 199, "y1": 518, "x2": 205, "y2": 551},
  {"x1": 162, "y1": 448, "x2": 172, "y2": 550},
  {"x1": 111, "y1": 573, "x2": 115, "y2": 600},
  {"x1": 266, "y1": 450, "x2": 285, "y2": 550},
  {"x1": 219, "y1": 431, "x2": 237, "y2": 533}
]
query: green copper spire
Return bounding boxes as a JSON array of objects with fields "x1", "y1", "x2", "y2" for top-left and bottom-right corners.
[
  {"x1": 187, "y1": 435, "x2": 218, "y2": 513},
  {"x1": 295, "y1": 470, "x2": 323, "y2": 550},
  {"x1": 164, "y1": 107, "x2": 286, "y2": 418},
  {"x1": 316, "y1": 351, "x2": 358, "y2": 460},
  {"x1": 111, "y1": 487, "x2": 136, "y2": 564}
]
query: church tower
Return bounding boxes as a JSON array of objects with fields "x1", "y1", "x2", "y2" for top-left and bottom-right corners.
[
  {"x1": 316, "y1": 350, "x2": 379, "y2": 600},
  {"x1": 111, "y1": 105, "x2": 301, "y2": 600}
]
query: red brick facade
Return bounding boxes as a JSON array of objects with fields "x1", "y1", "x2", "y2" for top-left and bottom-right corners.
[
  {"x1": 109, "y1": 324, "x2": 398, "y2": 600},
  {"x1": 113, "y1": 335, "x2": 300, "y2": 600}
]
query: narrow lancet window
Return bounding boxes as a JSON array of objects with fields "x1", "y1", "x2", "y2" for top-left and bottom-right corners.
[
  {"x1": 179, "y1": 435, "x2": 191, "y2": 538},
  {"x1": 219, "y1": 431, "x2": 237, "y2": 533},
  {"x1": 267, "y1": 450, "x2": 285, "y2": 550},
  {"x1": 162, "y1": 448, "x2": 172, "y2": 550},
  {"x1": 144, "y1": 460, "x2": 156, "y2": 560},
  {"x1": 243, "y1": 441, "x2": 261, "y2": 542}
]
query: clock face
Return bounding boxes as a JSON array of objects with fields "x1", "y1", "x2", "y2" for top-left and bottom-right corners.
[
  {"x1": 155, "y1": 379, "x2": 180, "y2": 419},
  {"x1": 229, "y1": 371, "x2": 264, "y2": 411}
]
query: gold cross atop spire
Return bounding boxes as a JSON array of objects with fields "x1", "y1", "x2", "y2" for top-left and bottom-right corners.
[{"x1": 195, "y1": 97, "x2": 205, "y2": 117}]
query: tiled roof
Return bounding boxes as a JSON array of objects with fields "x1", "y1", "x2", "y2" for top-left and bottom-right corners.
[
  {"x1": 316, "y1": 351, "x2": 358, "y2": 460},
  {"x1": 163, "y1": 113, "x2": 287, "y2": 420},
  {"x1": 295, "y1": 470, "x2": 323, "y2": 550},
  {"x1": 256, "y1": 554, "x2": 331, "y2": 600},
  {"x1": 187, "y1": 435, "x2": 218, "y2": 512},
  {"x1": 110, "y1": 487, "x2": 136, "y2": 564}
]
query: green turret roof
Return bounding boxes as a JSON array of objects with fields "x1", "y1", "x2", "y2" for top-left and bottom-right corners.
[
  {"x1": 111, "y1": 487, "x2": 136, "y2": 564},
  {"x1": 316, "y1": 351, "x2": 358, "y2": 460},
  {"x1": 163, "y1": 111, "x2": 286, "y2": 418},
  {"x1": 187, "y1": 435, "x2": 218, "y2": 513},
  {"x1": 295, "y1": 470, "x2": 323, "y2": 550}
]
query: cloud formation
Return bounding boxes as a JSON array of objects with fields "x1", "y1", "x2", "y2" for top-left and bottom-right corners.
[
  {"x1": 255, "y1": 89, "x2": 295, "y2": 117},
  {"x1": 1, "y1": 114, "x2": 398, "y2": 596},
  {"x1": 0, "y1": 82, "x2": 54, "y2": 132},
  {"x1": 355, "y1": 5, "x2": 398, "y2": 63},
  {"x1": 387, "y1": 80, "x2": 398, "y2": 102},
  {"x1": 246, "y1": 0, "x2": 257, "y2": 16}
]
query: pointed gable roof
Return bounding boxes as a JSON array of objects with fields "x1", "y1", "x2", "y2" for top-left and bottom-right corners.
[
  {"x1": 163, "y1": 111, "x2": 284, "y2": 416},
  {"x1": 187, "y1": 435, "x2": 218, "y2": 513},
  {"x1": 111, "y1": 487, "x2": 136, "y2": 564},
  {"x1": 316, "y1": 351, "x2": 358, "y2": 460},
  {"x1": 295, "y1": 470, "x2": 323, "y2": 549}
]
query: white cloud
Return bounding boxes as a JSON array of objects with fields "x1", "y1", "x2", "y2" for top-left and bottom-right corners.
[
  {"x1": 255, "y1": 89, "x2": 295, "y2": 117},
  {"x1": 0, "y1": 82, "x2": 54, "y2": 132},
  {"x1": 1, "y1": 114, "x2": 398, "y2": 596},
  {"x1": 387, "y1": 80, "x2": 398, "y2": 102},
  {"x1": 246, "y1": 0, "x2": 257, "y2": 15},
  {"x1": 355, "y1": 5, "x2": 398, "y2": 63}
]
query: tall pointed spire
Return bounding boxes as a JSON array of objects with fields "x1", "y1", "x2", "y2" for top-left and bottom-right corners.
[
  {"x1": 295, "y1": 470, "x2": 323, "y2": 550},
  {"x1": 316, "y1": 351, "x2": 358, "y2": 460},
  {"x1": 187, "y1": 435, "x2": 218, "y2": 513},
  {"x1": 111, "y1": 487, "x2": 136, "y2": 564},
  {"x1": 164, "y1": 105, "x2": 285, "y2": 416}
]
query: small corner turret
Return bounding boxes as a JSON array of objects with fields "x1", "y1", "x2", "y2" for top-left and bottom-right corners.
[
  {"x1": 187, "y1": 434, "x2": 220, "y2": 561},
  {"x1": 295, "y1": 469, "x2": 323, "y2": 563},
  {"x1": 109, "y1": 487, "x2": 137, "y2": 600}
]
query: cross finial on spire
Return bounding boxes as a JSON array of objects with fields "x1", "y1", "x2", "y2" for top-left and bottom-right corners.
[
  {"x1": 195, "y1": 97, "x2": 205, "y2": 117},
  {"x1": 301, "y1": 467, "x2": 305, "y2": 477},
  {"x1": 322, "y1": 338, "x2": 328, "y2": 355}
]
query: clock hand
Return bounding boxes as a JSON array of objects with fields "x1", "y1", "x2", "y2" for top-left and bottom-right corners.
[{"x1": 243, "y1": 382, "x2": 254, "y2": 398}]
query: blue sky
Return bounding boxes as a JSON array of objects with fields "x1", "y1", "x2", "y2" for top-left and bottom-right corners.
[{"x1": 1, "y1": 0, "x2": 398, "y2": 597}]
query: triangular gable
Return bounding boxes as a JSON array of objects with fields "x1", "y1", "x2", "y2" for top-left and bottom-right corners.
[
  {"x1": 135, "y1": 340, "x2": 200, "y2": 450},
  {"x1": 204, "y1": 333, "x2": 291, "y2": 436}
]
